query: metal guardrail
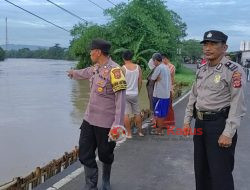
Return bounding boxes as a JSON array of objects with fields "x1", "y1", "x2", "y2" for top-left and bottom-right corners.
[{"x1": 0, "y1": 146, "x2": 79, "y2": 190}]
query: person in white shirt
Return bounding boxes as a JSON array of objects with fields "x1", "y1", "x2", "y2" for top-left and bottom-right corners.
[{"x1": 121, "y1": 50, "x2": 144, "y2": 138}]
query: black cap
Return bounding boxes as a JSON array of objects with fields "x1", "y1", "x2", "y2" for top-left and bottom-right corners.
[
  {"x1": 90, "y1": 39, "x2": 111, "y2": 54},
  {"x1": 152, "y1": 53, "x2": 162, "y2": 62},
  {"x1": 200, "y1": 30, "x2": 228, "y2": 44}
]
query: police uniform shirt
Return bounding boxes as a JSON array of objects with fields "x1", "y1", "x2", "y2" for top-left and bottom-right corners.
[
  {"x1": 184, "y1": 56, "x2": 246, "y2": 138},
  {"x1": 72, "y1": 58, "x2": 127, "y2": 128}
]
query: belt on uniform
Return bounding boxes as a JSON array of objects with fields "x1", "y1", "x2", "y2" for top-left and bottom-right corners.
[{"x1": 196, "y1": 106, "x2": 230, "y2": 121}]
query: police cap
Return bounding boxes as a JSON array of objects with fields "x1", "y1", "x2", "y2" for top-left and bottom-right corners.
[
  {"x1": 200, "y1": 30, "x2": 228, "y2": 44},
  {"x1": 90, "y1": 39, "x2": 111, "y2": 54}
]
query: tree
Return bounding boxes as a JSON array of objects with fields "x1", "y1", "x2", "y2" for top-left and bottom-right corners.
[
  {"x1": 47, "y1": 44, "x2": 65, "y2": 59},
  {"x1": 104, "y1": 0, "x2": 186, "y2": 59},
  {"x1": 18, "y1": 48, "x2": 32, "y2": 58},
  {"x1": 70, "y1": 24, "x2": 109, "y2": 68},
  {"x1": 0, "y1": 47, "x2": 5, "y2": 61},
  {"x1": 181, "y1": 39, "x2": 203, "y2": 64},
  {"x1": 113, "y1": 35, "x2": 156, "y2": 69},
  {"x1": 5, "y1": 45, "x2": 72, "y2": 60},
  {"x1": 69, "y1": 0, "x2": 187, "y2": 69}
]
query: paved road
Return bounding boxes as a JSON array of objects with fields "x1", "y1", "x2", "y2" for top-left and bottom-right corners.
[
  {"x1": 183, "y1": 63, "x2": 197, "y2": 71},
  {"x1": 36, "y1": 64, "x2": 250, "y2": 190}
]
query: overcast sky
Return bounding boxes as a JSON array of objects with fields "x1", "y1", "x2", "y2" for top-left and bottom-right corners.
[{"x1": 0, "y1": 0, "x2": 250, "y2": 51}]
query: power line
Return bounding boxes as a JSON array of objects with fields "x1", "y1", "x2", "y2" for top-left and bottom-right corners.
[
  {"x1": 3, "y1": 0, "x2": 70, "y2": 33},
  {"x1": 46, "y1": 0, "x2": 88, "y2": 23},
  {"x1": 105, "y1": 0, "x2": 117, "y2": 7},
  {"x1": 88, "y1": 0, "x2": 105, "y2": 11}
]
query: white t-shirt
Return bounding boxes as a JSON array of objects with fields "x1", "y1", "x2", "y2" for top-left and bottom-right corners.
[{"x1": 123, "y1": 65, "x2": 139, "y2": 95}]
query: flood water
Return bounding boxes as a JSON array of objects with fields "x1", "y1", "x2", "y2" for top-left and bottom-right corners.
[{"x1": 0, "y1": 58, "x2": 149, "y2": 185}]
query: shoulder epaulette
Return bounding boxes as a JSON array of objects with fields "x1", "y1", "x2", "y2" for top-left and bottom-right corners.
[
  {"x1": 198, "y1": 63, "x2": 206, "y2": 69},
  {"x1": 225, "y1": 62, "x2": 238, "y2": 71}
]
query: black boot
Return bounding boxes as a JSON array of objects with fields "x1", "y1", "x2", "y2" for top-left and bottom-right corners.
[
  {"x1": 100, "y1": 163, "x2": 112, "y2": 190},
  {"x1": 84, "y1": 166, "x2": 98, "y2": 190}
]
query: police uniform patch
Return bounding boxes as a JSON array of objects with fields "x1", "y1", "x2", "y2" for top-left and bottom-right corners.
[
  {"x1": 214, "y1": 74, "x2": 221, "y2": 83},
  {"x1": 110, "y1": 67, "x2": 127, "y2": 92},
  {"x1": 225, "y1": 62, "x2": 238, "y2": 71},
  {"x1": 112, "y1": 68, "x2": 122, "y2": 79},
  {"x1": 232, "y1": 71, "x2": 242, "y2": 88}
]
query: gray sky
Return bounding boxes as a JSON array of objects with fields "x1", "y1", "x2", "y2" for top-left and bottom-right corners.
[{"x1": 0, "y1": 0, "x2": 249, "y2": 51}]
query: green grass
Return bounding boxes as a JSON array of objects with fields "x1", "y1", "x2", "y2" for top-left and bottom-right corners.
[
  {"x1": 175, "y1": 66, "x2": 195, "y2": 87},
  {"x1": 141, "y1": 65, "x2": 195, "y2": 87}
]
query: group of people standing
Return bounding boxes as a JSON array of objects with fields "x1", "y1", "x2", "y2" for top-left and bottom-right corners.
[
  {"x1": 67, "y1": 39, "x2": 176, "y2": 189},
  {"x1": 67, "y1": 29, "x2": 246, "y2": 190},
  {"x1": 121, "y1": 50, "x2": 176, "y2": 138}
]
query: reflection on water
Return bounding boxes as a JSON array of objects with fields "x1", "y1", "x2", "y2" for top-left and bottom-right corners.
[
  {"x1": 0, "y1": 58, "x2": 149, "y2": 185},
  {"x1": 70, "y1": 80, "x2": 90, "y2": 124}
]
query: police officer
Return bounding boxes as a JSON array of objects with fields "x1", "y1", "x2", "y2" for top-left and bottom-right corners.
[
  {"x1": 183, "y1": 30, "x2": 246, "y2": 190},
  {"x1": 67, "y1": 39, "x2": 126, "y2": 190}
]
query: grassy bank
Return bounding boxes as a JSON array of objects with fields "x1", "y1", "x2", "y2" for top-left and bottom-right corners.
[
  {"x1": 173, "y1": 66, "x2": 195, "y2": 99},
  {"x1": 175, "y1": 66, "x2": 195, "y2": 87},
  {"x1": 142, "y1": 65, "x2": 195, "y2": 87}
]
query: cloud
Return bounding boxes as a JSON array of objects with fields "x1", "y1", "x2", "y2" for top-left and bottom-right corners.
[
  {"x1": 8, "y1": 19, "x2": 47, "y2": 28},
  {"x1": 227, "y1": 24, "x2": 250, "y2": 36},
  {"x1": 1, "y1": 0, "x2": 250, "y2": 51},
  {"x1": 198, "y1": 1, "x2": 236, "y2": 7},
  {"x1": 17, "y1": 0, "x2": 69, "y2": 6}
]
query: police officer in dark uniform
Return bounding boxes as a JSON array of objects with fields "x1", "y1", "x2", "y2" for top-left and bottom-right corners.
[
  {"x1": 183, "y1": 30, "x2": 246, "y2": 190},
  {"x1": 68, "y1": 39, "x2": 126, "y2": 190}
]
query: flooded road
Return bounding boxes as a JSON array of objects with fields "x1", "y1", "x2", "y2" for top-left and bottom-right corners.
[{"x1": 0, "y1": 58, "x2": 149, "y2": 185}]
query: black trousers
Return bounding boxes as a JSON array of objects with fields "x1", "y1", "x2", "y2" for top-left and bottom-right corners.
[
  {"x1": 79, "y1": 120, "x2": 116, "y2": 168},
  {"x1": 193, "y1": 117, "x2": 237, "y2": 190}
]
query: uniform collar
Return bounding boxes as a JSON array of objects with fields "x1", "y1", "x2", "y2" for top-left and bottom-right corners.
[
  {"x1": 206, "y1": 56, "x2": 227, "y2": 73},
  {"x1": 97, "y1": 57, "x2": 111, "y2": 69},
  {"x1": 216, "y1": 56, "x2": 228, "y2": 73}
]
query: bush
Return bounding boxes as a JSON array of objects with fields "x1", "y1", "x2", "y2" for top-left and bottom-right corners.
[{"x1": 0, "y1": 47, "x2": 5, "y2": 61}]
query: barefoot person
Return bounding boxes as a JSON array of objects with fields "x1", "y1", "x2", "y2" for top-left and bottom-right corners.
[
  {"x1": 121, "y1": 50, "x2": 144, "y2": 138},
  {"x1": 150, "y1": 53, "x2": 171, "y2": 135},
  {"x1": 162, "y1": 53, "x2": 176, "y2": 128}
]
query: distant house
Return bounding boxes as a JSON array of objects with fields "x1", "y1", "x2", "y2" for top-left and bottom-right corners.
[
  {"x1": 231, "y1": 50, "x2": 250, "y2": 67},
  {"x1": 238, "y1": 41, "x2": 250, "y2": 67},
  {"x1": 241, "y1": 50, "x2": 250, "y2": 67}
]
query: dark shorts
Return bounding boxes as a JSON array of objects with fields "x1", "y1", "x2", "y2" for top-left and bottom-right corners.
[{"x1": 153, "y1": 97, "x2": 170, "y2": 118}]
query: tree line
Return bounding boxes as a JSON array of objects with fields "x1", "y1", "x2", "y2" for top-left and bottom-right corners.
[{"x1": 6, "y1": 44, "x2": 74, "y2": 60}]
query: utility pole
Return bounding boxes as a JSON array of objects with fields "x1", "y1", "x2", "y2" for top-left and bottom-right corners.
[{"x1": 5, "y1": 17, "x2": 8, "y2": 51}]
